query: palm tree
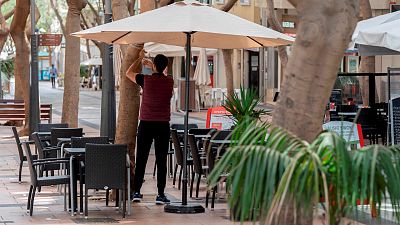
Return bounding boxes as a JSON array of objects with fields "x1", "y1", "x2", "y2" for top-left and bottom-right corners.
[{"x1": 209, "y1": 120, "x2": 400, "y2": 225}]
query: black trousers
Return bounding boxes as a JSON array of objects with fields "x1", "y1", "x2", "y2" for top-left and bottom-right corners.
[
  {"x1": 51, "y1": 77, "x2": 56, "y2": 87},
  {"x1": 134, "y1": 120, "x2": 170, "y2": 195}
]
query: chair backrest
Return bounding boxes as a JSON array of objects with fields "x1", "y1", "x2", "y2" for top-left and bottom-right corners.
[
  {"x1": 188, "y1": 128, "x2": 216, "y2": 136},
  {"x1": 71, "y1": 136, "x2": 109, "y2": 148},
  {"x1": 38, "y1": 123, "x2": 68, "y2": 132},
  {"x1": 12, "y1": 126, "x2": 24, "y2": 161},
  {"x1": 171, "y1": 123, "x2": 198, "y2": 131},
  {"x1": 51, "y1": 128, "x2": 83, "y2": 146},
  {"x1": 356, "y1": 108, "x2": 377, "y2": 126},
  {"x1": 170, "y1": 129, "x2": 183, "y2": 165},
  {"x1": 31, "y1": 132, "x2": 47, "y2": 159},
  {"x1": 337, "y1": 104, "x2": 357, "y2": 113},
  {"x1": 188, "y1": 134, "x2": 202, "y2": 174},
  {"x1": 211, "y1": 130, "x2": 232, "y2": 141},
  {"x1": 21, "y1": 142, "x2": 38, "y2": 186},
  {"x1": 85, "y1": 144, "x2": 127, "y2": 190}
]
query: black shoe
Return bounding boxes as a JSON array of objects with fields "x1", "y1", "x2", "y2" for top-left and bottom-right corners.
[
  {"x1": 131, "y1": 192, "x2": 143, "y2": 202},
  {"x1": 155, "y1": 194, "x2": 170, "y2": 205}
]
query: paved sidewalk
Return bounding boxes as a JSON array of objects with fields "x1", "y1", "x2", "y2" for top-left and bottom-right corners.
[{"x1": 0, "y1": 125, "x2": 237, "y2": 225}]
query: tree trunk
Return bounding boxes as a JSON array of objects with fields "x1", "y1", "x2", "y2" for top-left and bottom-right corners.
[
  {"x1": 272, "y1": 0, "x2": 359, "y2": 142},
  {"x1": 62, "y1": 0, "x2": 87, "y2": 127},
  {"x1": 222, "y1": 49, "x2": 234, "y2": 97},
  {"x1": 0, "y1": 2, "x2": 13, "y2": 52},
  {"x1": 112, "y1": 0, "x2": 171, "y2": 190},
  {"x1": 10, "y1": 0, "x2": 30, "y2": 130},
  {"x1": 220, "y1": 0, "x2": 238, "y2": 98},
  {"x1": 50, "y1": 0, "x2": 67, "y2": 35},
  {"x1": 358, "y1": 0, "x2": 374, "y2": 106},
  {"x1": 266, "y1": 0, "x2": 288, "y2": 68}
]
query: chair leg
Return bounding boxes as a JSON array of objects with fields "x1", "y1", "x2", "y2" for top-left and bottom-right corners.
[
  {"x1": 122, "y1": 188, "x2": 126, "y2": 218},
  {"x1": 115, "y1": 189, "x2": 119, "y2": 207},
  {"x1": 153, "y1": 162, "x2": 157, "y2": 177},
  {"x1": 18, "y1": 161, "x2": 23, "y2": 183},
  {"x1": 29, "y1": 186, "x2": 37, "y2": 216},
  {"x1": 173, "y1": 164, "x2": 178, "y2": 186},
  {"x1": 80, "y1": 173, "x2": 84, "y2": 212},
  {"x1": 178, "y1": 166, "x2": 183, "y2": 190},
  {"x1": 106, "y1": 189, "x2": 109, "y2": 206},
  {"x1": 27, "y1": 185, "x2": 33, "y2": 211},
  {"x1": 196, "y1": 174, "x2": 201, "y2": 198},
  {"x1": 211, "y1": 186, "x2": 217, "y2": 210},
  {"x1": 205, "y1": 189, "x2": 209, "y2": 208},
  {"x1": 190, "y1": 172, "x2": 195, "y2": 198},
  {"x1": 85, "y1": 187, "x2": 88, "y2": 218},
  {"x1": 169, "y1": 154, "x2": 173, "y2": 177}
]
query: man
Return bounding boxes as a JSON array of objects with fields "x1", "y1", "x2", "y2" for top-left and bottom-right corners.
[
  {"x1": 49, "y1": 64, "x2": 57, "y2": 88},
  {"x1": 126, "y1": 52, "x2": 173, "y2": 205}
]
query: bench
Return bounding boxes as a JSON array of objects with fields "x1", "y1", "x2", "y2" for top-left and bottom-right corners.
[{"x1": 0, "y1": 100, "x2": 52, "y2": 124}]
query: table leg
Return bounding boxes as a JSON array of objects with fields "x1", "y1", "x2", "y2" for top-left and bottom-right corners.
[{"x1": 70, "y1": 155, "x2": 75, "y2": 216}]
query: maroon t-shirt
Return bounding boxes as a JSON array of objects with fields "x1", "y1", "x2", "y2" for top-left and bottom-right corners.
[{"x1": 136, "y1": 73, "x2": 174, "y2": 121}]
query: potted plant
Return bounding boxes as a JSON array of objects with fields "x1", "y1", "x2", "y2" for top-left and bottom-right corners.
[
  {"x1": 222, "y1": 87, "x2": 268, "y2": 128},
  {"x1": 208, "y1": 120, "x2": 400, "y2": 224}
]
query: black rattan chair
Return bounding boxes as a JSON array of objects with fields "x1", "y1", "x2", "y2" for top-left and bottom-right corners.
[
  {"x1": 171, "y1": 129, "x2": 193, "y2": 190},
  {"x1": 21, "y1": 142, "x2": 70, "y2": 216},
  {"x1": 50, "y1": 128, "x2": 83, "y2": 147},
  {"x1": 84, "y1": 144, "x2": 128, "y2": 218},
  {"x1": 70, "y1": 136, "x2": 110, "y2": 212},
  {"x1": 12, "y1": 126, "x2": 37, "y2": 183},
  {"x1": 188, "y1": 134, "x2": 208, "y2": 199},
  {"x1": 32, "y1": 132, "x2": 62, "y2": 176},
  {"x1": 38, "y1": 123, "x2": 68, "y2": 132}
]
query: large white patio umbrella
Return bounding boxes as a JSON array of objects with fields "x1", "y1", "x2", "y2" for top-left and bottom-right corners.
[
  {"x1": 351, "y1": 11, "x2": 400, "y2": 55},
  {"x1": 144, "y1": 42, "x2": 217, "y2": 57},
  {"x1": 72, "y1": 0, "x2": 293, "y2": 214},
  {"x1": 80, "y1": 57, "x2": 102, "y2": 66}
]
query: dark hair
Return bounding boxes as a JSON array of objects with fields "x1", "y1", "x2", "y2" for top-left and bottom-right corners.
[{"x1": 154, "y1": 54, "x2": 168, "y2": 73}]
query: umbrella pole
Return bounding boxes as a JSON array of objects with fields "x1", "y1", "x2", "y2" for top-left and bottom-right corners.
[{"x1": 165, "y1": 32, "x2": 204, "y2": 214}]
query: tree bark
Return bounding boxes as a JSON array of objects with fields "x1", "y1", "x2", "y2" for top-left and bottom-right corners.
[
  {"x1": 266, "y1": 0, "x2": 288, "y2": 82},
  {"x1": 50, "y1": 0, "x2": 67, "y2": 35},
  {"x1": 272, "y1": 0, "x2": 359, "y2": 142},
  {"x1": 220, "y1": 0, "x2": 238, "y2": 98},
  {"x1": 10, "y1": 0, "x2": 30, "y2": 130},
  {"x1": 358, "y1": 0, "x2": 374, "y2": 106},
  {"x1": 62, "y1": 0, "x2": 87, "y2": 127},
  {"x1": 0, "y1": 1, "x2": 14, "y2": 52}
]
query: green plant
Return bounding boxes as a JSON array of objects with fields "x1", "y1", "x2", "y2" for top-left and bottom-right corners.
[
  {"x1": 223, "y1": 87, "x2": 268, "y2": 125},
  {"x1": 208, "y1": 120, "x2": 400, "y2": 225}
]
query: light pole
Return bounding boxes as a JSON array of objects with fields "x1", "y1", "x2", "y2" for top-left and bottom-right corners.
[
  {"x1": 100, "y1": 0, "x2": 116, "y2": 139},
  {"x1": 29, "y1": 0, "x2": 40, "y2": 135}
]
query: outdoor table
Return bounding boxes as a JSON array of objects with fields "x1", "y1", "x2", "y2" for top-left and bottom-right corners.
[
  {"x1": 37, "y1": 131, "x2": 51, "y2": 136},
  {"x1": 63, "y1": 147, "x2": 131, "y2": 216},
  {"x1": 64, "y1": 147, "x2": 85, "y2": 216},
  {"x1": 337, "y1": 112, "x2": 357, "y2": 116},
  {"x1": 194, "y1": 134, "x2": 211, "y2": 139}
]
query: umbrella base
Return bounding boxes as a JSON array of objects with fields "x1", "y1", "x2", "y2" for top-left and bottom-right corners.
[{"x1": 164, "y1": 203, "x2": 205, "y2": 214}]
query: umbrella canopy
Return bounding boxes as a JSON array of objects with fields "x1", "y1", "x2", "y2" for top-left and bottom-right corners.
[
  {"x1": 351, "y1": 11, "x2": 400, "y2": 55},
  {"x1": 144, "y1": 42, "x2": 217, "y2": 57},
  {"x1": 81, "y1": 57, "x2": 102, "y2": 66},
  {"x1": 72, "y1": 1, "x2": 294, "y2": 48},
  {"x1": 193, "y1": 48, "x2": 211, "y2": 86}
]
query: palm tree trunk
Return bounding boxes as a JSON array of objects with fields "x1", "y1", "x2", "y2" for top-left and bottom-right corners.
[
  {"x1": 273, "y1": 0, "x2": 359, "y2": 140},
  {"x1": 220, "y1": 0, "x2": 238, "y2": 98},
  {"x1": 10, "y1": 0, "x2": 30, "y2": 131},
  {"x1": 61, "y1": 0, "x2": 87, "y2": 127},
  {"x1": 358, "y1": 0, "x2": 374, "y2": 106}
]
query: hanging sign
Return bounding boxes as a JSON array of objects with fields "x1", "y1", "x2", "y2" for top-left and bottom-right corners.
[
  {"x1": 206, "y1": 106, "x2": 235, "y2": 130},
  {"x1": 38, "y1": 34, "x2": 62, "y2": 46}
]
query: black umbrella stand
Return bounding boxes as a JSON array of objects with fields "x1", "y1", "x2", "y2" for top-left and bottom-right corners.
[{"x1": 165, "y1": 32, "x2": 205, "y2": 214}]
